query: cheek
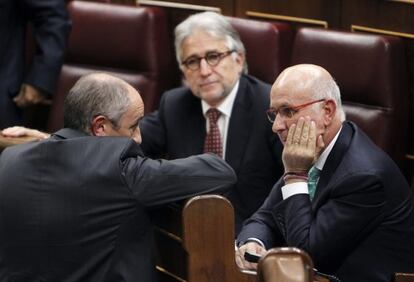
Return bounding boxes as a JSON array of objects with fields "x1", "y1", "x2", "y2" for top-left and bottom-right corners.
[
  {"x1": 183, "y1": 73, "x2": 200, "y2": 90},
  {"x1": 219, "y1": 60, "x2": 241, "y2": 80}
]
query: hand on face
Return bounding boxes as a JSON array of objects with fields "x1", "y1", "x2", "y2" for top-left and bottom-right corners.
[{"x1": 282, "y1": 116, "x2": 325, "y2": 173}]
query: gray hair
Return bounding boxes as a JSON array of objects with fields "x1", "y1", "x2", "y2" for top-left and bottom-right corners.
[
  {"x1": 63, "y1": 73, "x2": 131, "y2": 134},
  {"x1": 311, "y1": 74, "x2": 346, "y2": 121},
  {"x1": 174, "y1": 11, "x2": 247, "y2": 73}
]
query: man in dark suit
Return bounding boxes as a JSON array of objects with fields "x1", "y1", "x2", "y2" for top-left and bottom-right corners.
[
  {"x1": 236, "y1": 64, "x2": 414, "y2": 281},
  {"x1": 141, "y1": 12, "x2": 284, "y2": 233},
  {"x1": 0, "y1": 0, "x2": 70, "y2": 128},
  {"x1": 1, "y1": 12, "x2": 284, "y2": 234},
  {"x1": 0, "y1": 73, "x2": 236, "y2": 282}
]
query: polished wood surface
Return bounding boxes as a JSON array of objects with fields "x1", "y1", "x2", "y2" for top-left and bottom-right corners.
[
  {"x1": 395, "y1": 273, "x2": 414, "y2": 282},
  {"x1": 152, "y1": 195, "x2": 257, "y2": 282},
  {"x1": 0, "y1": 135, "x2": 38, "y2": 151},
  {"x1": 183, "y1": 195, "x2": 256, "y2": 282},
  {"x1": 257, "y1": 247, "x2": 314, "y2": 282}
]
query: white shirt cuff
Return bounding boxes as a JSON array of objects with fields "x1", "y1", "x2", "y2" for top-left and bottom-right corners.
[
  {"x1": 281, "y1": 182, "x2": 309, "y2": 199},
  {"x1": 244, "y1": 238, "x2": 265, "y2": 248}
]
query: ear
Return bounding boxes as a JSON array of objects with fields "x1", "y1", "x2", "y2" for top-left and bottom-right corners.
[
  {"x1": 235, "y1": 52, "x2": 245, "y2": 66},
  {"x1": 322, "y1": 99, "x2": 337, "y2": 126},
  {"x1": 91, "y1": 115, "x2": 110, "y2": 137}
]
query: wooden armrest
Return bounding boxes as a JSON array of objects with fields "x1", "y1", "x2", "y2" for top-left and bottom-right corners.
[
  {"x1": 257, "y1": 247, "x2": 314, "y2": 282},
  {"x1": 395, "y1": 272, "x2": 414, "y2": 282}
]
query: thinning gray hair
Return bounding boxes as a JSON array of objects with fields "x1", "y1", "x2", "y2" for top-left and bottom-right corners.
[
  {"x1": 63, "y1": 73, "x2": 131, "y2": 134},
  {"x1": 174, "y1": 11, "x2": 247, "y2": 73},
  {"x1": 310, "y1": 74, "x2": 346, "y2": 121}
]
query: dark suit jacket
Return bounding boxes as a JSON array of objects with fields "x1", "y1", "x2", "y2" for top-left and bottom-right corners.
[
  {"x1": 238, "y1": 122, "x2": 414, "y2": 281},
  {"x1": 140, "y1": 74, "x2": 284, "y2": 233},
  {"x1": 0, "y1": 128, "x2": 236, "y2": 282},
  {"x1": 0, "y1": 0, "x2": 71, "y2": 128}
]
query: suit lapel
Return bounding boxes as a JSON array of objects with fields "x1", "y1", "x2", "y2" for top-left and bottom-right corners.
[
  {"x1": 313, "y1": 122, "x2": 354, "y2": 204},
  {"x1": 225, "y1": 76, "x2": 253, "y2": 172},
  {"x1": 181, "y1": 94, "x2": 206, "y2": 155}
]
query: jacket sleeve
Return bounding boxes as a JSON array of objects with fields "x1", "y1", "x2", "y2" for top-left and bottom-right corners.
[
  {"x1": 120, "y1": 143, "x2": 236, "y2": 207},
  {"x1": 273, "y1": 173, "x2": 386, "y2": 272},
  {"x1": 237, "y1": 179, "x2": 286, "y2": 248},
  {"x1": 24, "y1": 0, "x2": 71, "y2": 95}
]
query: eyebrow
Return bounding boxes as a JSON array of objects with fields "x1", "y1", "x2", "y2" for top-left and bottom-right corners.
[
  {"x1": 270, "y1": 102, "x2": 291, "y2": 110},
  {"x1": 185, "y1": 49, "x2": 222, "y2": 58}
]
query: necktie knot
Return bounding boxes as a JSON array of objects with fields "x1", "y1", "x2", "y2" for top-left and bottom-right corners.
[{"x1": 206, "y1": 108, "x2": 221, "y2": 124}]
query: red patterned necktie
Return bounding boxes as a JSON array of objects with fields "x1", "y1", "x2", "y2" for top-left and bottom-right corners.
[{"x1": 204, "y1": 108, "x2": 223, "y2": 158}]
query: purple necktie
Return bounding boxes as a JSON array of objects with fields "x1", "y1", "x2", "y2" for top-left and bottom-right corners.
[{"x1": 204, "y1": 108, "x2": 223, "y2": 158}]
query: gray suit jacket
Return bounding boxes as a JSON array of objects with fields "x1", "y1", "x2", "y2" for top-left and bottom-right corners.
[{"x1": 0, "y1": 128, "x2": 236, "y2": 282}]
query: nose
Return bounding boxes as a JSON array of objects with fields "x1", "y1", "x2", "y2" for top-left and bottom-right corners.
[
  {"x1": 199, "y1": 58, "x2": 212, "y2": 76},
  {"x1": 272, "y1": 114, "x2": 287, "y2": 134}
]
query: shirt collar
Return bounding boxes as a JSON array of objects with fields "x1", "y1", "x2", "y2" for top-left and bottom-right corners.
[
  {"x1": 314, "y1": 126, "x2": 342, "y2": 171},
  {"x1": 201, "y1": 79, "x2": 240, "y2": 117}
]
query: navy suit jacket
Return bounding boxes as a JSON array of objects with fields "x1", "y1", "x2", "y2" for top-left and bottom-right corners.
[
  {"x1": 0, "y1": 0, "x2": 70, "y2": 128},
  {"x1": 0, "y1": 128, "x2": 236, "y2": 282},
  {"x1": 140, "y1": 74, "x2": 284, "y2": 233},
  {"x1": 238, "y1": 122, "x2": 414, "y2": 281}
]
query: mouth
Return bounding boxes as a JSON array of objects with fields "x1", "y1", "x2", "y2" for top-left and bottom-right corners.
[{"x1": 199, "y1": 81, "x2": 217, "y2": 88}]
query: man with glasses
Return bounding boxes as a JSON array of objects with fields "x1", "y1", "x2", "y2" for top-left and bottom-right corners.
[
  {"x1": 140, "y1": 11, "x2": 284, "y2": 234},
  {"x1": 235, "y1": 64, "x2": 414, "y2": 281},
  {"x1": 1, "y1": 11, "x2": 284, "y2": 234}
]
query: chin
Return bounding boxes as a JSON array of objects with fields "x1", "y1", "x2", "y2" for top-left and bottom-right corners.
[{"x1": 200, "y1": 90, "x2": 225, "y2": 105}]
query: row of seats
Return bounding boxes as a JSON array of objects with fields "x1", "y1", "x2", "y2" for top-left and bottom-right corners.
[
  {"x1": 47, "y1": 1, "x2": 177, "y2": 131},
  {"x1": 45, "y1": 0, "x2": 409, "y2": 168}
]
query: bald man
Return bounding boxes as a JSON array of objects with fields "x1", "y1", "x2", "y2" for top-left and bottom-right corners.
[
  {"x1": 0, "y1": 73, "x2": 236, "y2": 282},
  {"x1": 236, "y1": 64, "x2": 414, "y2": 281}
]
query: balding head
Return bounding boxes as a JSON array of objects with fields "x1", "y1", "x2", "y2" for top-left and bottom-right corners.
[
  {"x1": 269, "y1": 64, "x2": 344, "y2": 146},
  {"x1": 63, "y1": 73, "x2": 144, "y2": 143},
  {"x1": 274, "y1": 64, "x2": 344, "y2": 120}
]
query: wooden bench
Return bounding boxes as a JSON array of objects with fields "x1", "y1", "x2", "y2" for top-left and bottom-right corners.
[
  {"x1": 257, "y1": 247, "x2": 315, "y2": 282},
  {"x1": 151, "y1": 195, "x2": 256, "y2": 282}
]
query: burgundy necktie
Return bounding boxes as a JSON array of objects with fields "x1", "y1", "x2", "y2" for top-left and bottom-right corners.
[{"x1": 204, "y1": 108, "x2": 223, "y2": 158}]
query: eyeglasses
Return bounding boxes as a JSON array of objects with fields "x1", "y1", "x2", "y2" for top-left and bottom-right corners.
[
  {"x1": 266, "y1": 99, "x2": 326, "y2": 123},
  {"x1": 181, "y1": 50, "x2": 236, "y2": 71}
]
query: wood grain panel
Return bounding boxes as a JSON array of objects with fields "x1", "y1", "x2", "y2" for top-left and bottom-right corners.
[
  {"x1": 236, "y1": 0, "x2": 341, "y2": 27},
  {"x1": 140, "y1": 0, "x2": 234, "y2": 14}
]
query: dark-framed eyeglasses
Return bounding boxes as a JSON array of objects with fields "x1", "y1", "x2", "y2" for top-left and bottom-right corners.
[
  {"x1": 181, "y1": 50, "x2": 236, "y2": 71},
  {"x1": 266, "y1": 99, "x2": 326, "y2": 123}
]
